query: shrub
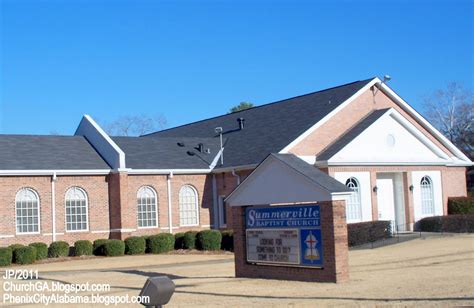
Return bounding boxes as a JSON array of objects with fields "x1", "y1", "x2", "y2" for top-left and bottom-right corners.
[
  {"x1": 147, "y1": 234, "x2": 175, "y2": 254},
  {"x1": 104, "y1": 240, "x2": 125, "y2": 257},
  {"x1": 448, "y1": 197, "x2": 474, "y2": 215},
  {"x1": 29, "y1": 243, "x2": 48, "y2": 260},
  {"x1": 184, "y1": 231, "x2": 198, "y2": 249},
  {"x1": 221, "y1": 230, "x2": 234, "y2": 251},
  {"x1": 74, "y1": 240, "x2": 93, "y2": 256},
  {"x1": 347, "y1": 221, "x2": 392, "y2": 247},
  {"x1": 125, "y1": 237, "x2": 146, "y2": 255},
  {"x1": 15, "y1": 246, "x2": 36, "y2": 265},
  {"x1": 48, "y1": 241, "x2": 70, "y2": 258},
  {"x1": 197, "y1": 230, "x2": 222, "y2": 251},
  {"x1": 418, "y1": 215, "x2": 474, "y2": 233},
  {"x1": 8, "y1": 244, "x2": 24, "y2": 263},
  {"x1": 0, "y1": 248, "x2": 12, "y2": 266},
  {"x1": 174, "y1": 233, "x2": 185, "y2": 249},
  {"x1": 93, "y1": 239, "x2": 109, "y2": 256}
]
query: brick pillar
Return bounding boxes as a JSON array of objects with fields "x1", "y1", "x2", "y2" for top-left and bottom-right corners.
[
  {"x1": 404, "y1": 171, "x2": 415, "y2": 231},
  {"x1": 232, "y1": 201, "x2": 349, "y2": 283},
  {"x1": 108, "y1": 172, "x2": 131, "y2": 239}
]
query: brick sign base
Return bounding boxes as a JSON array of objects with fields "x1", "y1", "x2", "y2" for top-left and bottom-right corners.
[{"x1": 232, "y1": 201, "x2": 348, "y2": 283}]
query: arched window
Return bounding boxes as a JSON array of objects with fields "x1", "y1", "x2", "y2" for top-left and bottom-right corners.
[
  {"x1": 179, "y1": 185, "x2": 199, "y2": 226},
  {"x1": 345, "y1": 177, "x2": 362, "y2": 221},
  {"x1": 16, "y1": 188, "x2": 40, "y2": 234},
  {"x1": 137, "y1": 186, "x2": 158, "y2": 228},
  {"x1": 420, "y1": 176, "x2": 435, "y2": 215},
  {"x1": 65, "y1": 187, "x2": 88, "y2": 231}
]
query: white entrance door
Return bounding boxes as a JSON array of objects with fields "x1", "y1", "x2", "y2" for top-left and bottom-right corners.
[
  {"x1": 376, "y1": 177, "x2": 396, "y2": 225},
  {"x1": 376, "y1": 173, "x2": 406, "y2": 232}
]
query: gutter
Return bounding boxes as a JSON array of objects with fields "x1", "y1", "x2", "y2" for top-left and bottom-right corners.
[
  {"x1": 51, "y1": 172, "x2": 57, "y2": 242},
  {"x1": 167, "y1": 172, "x2": 174, "y2": 233},
  {"x1": 231, "y1": 169, "x2": 241, "y2": 185}
]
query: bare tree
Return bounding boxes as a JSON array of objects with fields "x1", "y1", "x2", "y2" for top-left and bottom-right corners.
[
  {"x1": 423, "y1": 82, "x2": 473, "y2": 159},
  {"x1": 102, "y1": 114, "x2": 167, "y2": 136}
]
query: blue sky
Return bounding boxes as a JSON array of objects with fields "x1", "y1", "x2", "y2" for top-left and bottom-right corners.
[{"x1": 0, "y1": 0, "x2": 472, "y2": 135}]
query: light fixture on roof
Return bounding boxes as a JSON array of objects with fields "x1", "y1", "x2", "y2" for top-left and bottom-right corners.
[{"x1": 372, "y1": 74, "x2": 392, "y2": 96}]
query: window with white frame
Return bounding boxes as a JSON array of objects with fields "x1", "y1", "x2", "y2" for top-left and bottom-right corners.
[
  {"x1": 16, "y1": 188, "x2": 40, "y2": 234},
  {"x1": 137, "y1": 186, "x2": 158, "y2": 228},
  {"x1": 420, "y1": 176, "x2": 435, "y2": 215},
  {"x1": 179, "y1": 185, "x2": 199, "y2": 226},
  {"x1": 65, "y1": 187, "x2": 88, "y2": 231},
  {"x1": 345, "y1": 177, "x2": 362, "y2": 221}
]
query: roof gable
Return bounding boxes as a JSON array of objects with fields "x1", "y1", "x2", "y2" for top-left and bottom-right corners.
[{"x1": 318, "y1": 109, "x2": 453, "y2": 165}]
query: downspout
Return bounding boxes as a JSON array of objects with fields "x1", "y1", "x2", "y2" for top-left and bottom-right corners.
[
  {"x1": 231, "y1": 169, "x2": 241, "y2": 185},
  {"x1": 167, "y1": 172, "x2": 173, "y2": 234},
  {"x1": 51, "y1": 171, "x2": 57, "y2": 242},
  {"x1": 212, "y1": 174, "x2": 218, "y2": 228}
]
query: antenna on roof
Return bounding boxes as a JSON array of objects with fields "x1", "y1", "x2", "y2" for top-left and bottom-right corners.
[
  {"x1": 215, "y1": 127, "x2": 224, "y2": 165},
  {"x1": 372, "y1": 74, "x2": 392, "y2": 96}
]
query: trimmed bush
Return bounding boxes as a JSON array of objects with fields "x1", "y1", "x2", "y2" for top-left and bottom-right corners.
[
  {"x1": 9, "y1": 244, "x2": 25, "y2": 263},
  {"x1": 29, "y1": 243, "x2": 48, "y2": 260},
  {"x1": 125, "y1": 237, "x2": 146, "y2": 255},
  {"x1": 221, "y1": 230, "x2": 234, "y2": 251},
  {"x1": 104, "y1": 239, "x2": 125, "y2": 257},
  {"x1": 419, "y1": 215, "x2": 474, "y2": 233},
  {"x1": 147, "y1": 234, "x2": 175, "y2": 254},
  {"x1": 48, "y1": 241, "x2": 70, "y2": 258},
  {"x1": 184, "y1": 231, "x2": 198, "y2": 249},
  {"x1": 197, "y1": 230, "x2": 222, "y2": 251},
  {"x1": 93, "y1": 239, "x2": 109, "y2": 256},
  {"x1": 0, "y1": 248, "x2": 12, "y2": 266},
  {"x1": 174, "y1": 233, "x2": 185, "y2": 249},
  {"x1": 74, "y1": 240, "x2": 93, "y2": 256},
  {"x1": 15, "y1": 246, "x2": 36, "y2": 265},
  {"x1": 448, "y1": 197, "x2": 474, "y2": 214},
  {"x1": 347, "y1": 221, "x2": 392, "y2": 247}
]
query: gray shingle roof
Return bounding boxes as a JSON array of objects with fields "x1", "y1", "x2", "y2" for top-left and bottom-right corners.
[
  {"x1": 270, "y1": 154, "x2": 350, "y2": 193},
  {"x1": 144, "y1": 78, "x2": 374, "y2": 168},
  {"x1": 317, "y1": 108, "x2": 391, "y2": 161},
  {"x1": 0, "y1": 135, "x2": 111, "y2": 170},
  {"x1": 112, "y1": 136, "x2": 222, "y2": 169}
]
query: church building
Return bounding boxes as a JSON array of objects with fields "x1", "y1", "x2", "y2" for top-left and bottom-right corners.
[{"x1": 0, "y1": 77, "x2": 471, "y2": 245}]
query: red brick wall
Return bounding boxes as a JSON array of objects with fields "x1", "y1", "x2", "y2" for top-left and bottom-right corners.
[
  {"x1": 290, "y1": 88, "x2": 454, "y2": 157},
  {"x1": 232, "y1": 201, "x2": 348, "y2": 283},
  {"x1": 327, "y1": 166, "x2": 468, "y2": 226},
  {"x1": 0, "y1": 175, "x2": 110, "y2": 246}
]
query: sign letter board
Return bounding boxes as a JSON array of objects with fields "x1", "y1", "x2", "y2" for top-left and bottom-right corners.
[{"x1": 246, "y1": 204, "x2": 323, "y2": 267}]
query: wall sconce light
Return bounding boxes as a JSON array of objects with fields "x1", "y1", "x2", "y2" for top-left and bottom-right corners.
[
  {"x1": 373, "y1": 186, "x2": 378, "y2": 193},
  {"x1": 409, "y1": 185, "x2": 414, "y2": 192}
]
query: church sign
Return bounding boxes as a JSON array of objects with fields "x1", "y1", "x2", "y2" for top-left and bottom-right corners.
[{"x1": 245, "y1": 204, "x2": 323, "y2": 267}]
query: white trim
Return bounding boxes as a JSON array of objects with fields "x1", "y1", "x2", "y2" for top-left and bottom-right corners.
[
  {"x1": 200, "y1": 224, "x2": 211, "y2": 228},
  {"x1": 279, "y1": 78, "x2": 380, "y2": 153},
  {"x1": 110, "y1": 228, "x2": 136, "y2": 232},
  {"x1": 76, "y1": 114, "x2": 126, "y2": 168},
  {"x1": 160, "y1": 227, "x2": 180, "y2": 230},
  {"x1": 51, "y1": 172, "x2": 57, "y2": 241},
  {"x1": 316, "y1": 161, "x2": 470, "y2": 167},
  {"x1": 209, "y1": 148, "x2": 224, "y2": 170},
  {"x1": 91, "y1": 230, "x2": 110, "y2": 234},
  {"x1": 378, "y1": 82, "x2": 472, "y2": 163},
  {"x1": 127, "y1": 169, "x2": 211, "y2": 175},
  {"x1": 167, "y1": 172, "x2": 173, "y2": 233},
  {"x1": 212, "y1": 164, "x2": 258, "y2": 173},
  {"x1": 42, "y1": 232, "x2": 64, "y2": 236},
  {"x1": 0, "y1": 235, "x2": 14, "y2": 238},
  {"x1": 0, "y1": 169, "x2": 111, "y2": 176}
]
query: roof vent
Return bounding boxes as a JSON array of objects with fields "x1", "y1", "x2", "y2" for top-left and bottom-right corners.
[
  {"x1": 197, "y1": 143, "x2": 204, "y2": 153},
  {"x1": 177, "y1": 142, "x2": 185, "y2": 147},
  {"x1": 237, "y1": 117, "x2": 245, "y2": 130}
]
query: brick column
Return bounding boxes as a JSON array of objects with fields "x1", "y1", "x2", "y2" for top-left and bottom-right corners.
[
  {"x1": 108, "y1": 171, "x2": 131, "y2": 239},
  {"x1": 232, "y1": 201, "x2": 349, "y2": 283}
]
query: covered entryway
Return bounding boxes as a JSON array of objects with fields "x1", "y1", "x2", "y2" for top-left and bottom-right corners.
[{"x1": 376, "y1": 172, "x2": 407, "y2": 232}]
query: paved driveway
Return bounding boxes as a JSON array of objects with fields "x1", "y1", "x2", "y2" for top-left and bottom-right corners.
[{"x1": 1, "y1": 234, "x2": 473, "y2": 307}]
